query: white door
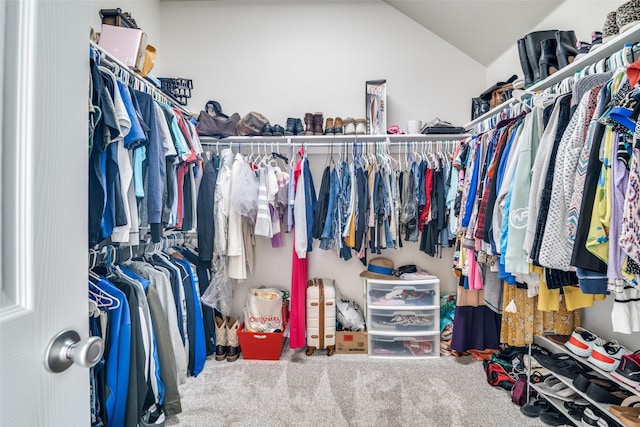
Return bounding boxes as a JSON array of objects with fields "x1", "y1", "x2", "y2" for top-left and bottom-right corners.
[{"x1": 0, "y1": 1, "x2": 92, "y2": 425}]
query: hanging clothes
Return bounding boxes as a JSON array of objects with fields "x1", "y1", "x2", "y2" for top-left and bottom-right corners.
[{"x1": 290, "y1": 152, "x2": 316, "y2": 349}]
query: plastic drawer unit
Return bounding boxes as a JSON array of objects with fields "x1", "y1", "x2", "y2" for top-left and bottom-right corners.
[
  {"x1": 369, "y1": 334, "x2": 439, "y2": 359},
  {"x1": 363, "y1": 278, "x2": 440, "y2": 359},
  {"x1": 369, "y1": 308, "x2": 439, "y2": 334}
]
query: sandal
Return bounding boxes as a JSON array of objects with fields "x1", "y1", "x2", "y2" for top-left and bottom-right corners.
[
  {"x1": 610, "y1": 396, "x2": 640, "y2": 418},
  {"x1": 521, "y1": 399, "x2": 550, "y2": 418}
]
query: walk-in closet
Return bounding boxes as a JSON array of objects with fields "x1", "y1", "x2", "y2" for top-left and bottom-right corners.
[{"x1": 1, "y1": 1, "x2": 640, "y2": 427}]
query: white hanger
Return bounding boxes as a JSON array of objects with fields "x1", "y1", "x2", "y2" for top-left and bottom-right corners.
[{"x1": 89, "y1": 281, "x2": 120, "y2": 310}]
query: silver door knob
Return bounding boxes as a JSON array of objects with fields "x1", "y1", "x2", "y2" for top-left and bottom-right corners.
[{"x1": 44, "y1": 329, "x2": 104, "y2": 373}]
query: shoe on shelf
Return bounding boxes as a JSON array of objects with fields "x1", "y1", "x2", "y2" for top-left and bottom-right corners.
[
  {"x1": 611, "y1": 351, "x2": 640, "y2": 387},
  {"x1": 589, "y1": 30, "x2": 603, "y2": 52},
  {"x1": 355, "y1": 118, "x2": 366, "y2": 135},
  {"x1": 520, "y1": 398, "x2": 550, "y2": 418},
  {"x1": 285, "y1": 117, "x2": 296, "y2": 136},
  {"x1": 343, "y1": 117, "x2": 356, "y2": 135},
  {"x1": 538, "y1": 38, "x2": 559, "y2": 80},
  {"x1": 555, "y1": 30, "x2": 578, "y2": 69},
  {"x1": 517, "y1": 38, "x2": 535, "y2": 87},
  {"x1": 609, "y1": 395, "x2": 640, "y2": 418},
  {"x1": 573, "y1": 372, "x2": 610, "y2": 393},
  {"x1": 524, "y1": 30, "x2": 558, "y2": 83},
  {"x1": 564, "y1": 327, "x2": 605, "y2": 357},
  {"x1": 582, "y1": 406, "x2": 612, "y2": 427},
  {"x1": 333, "y1": 116, "x2": 343, "y2": 134},
  {"x1": 602, "y1": 11, "x2": 620, "y2": 44},
  {"x1": 620, "y1": 412, "x2": 640, "y2": 427},
  {"x1": 534, "y1": 352, "x2": 586, "y2": 379},
  {"x1": 262, "y1": 123, "x2": 274, "y2": 136},
  {"x1": 272, "y1": 124, "x2": 285, "y2": 136},
  {"x1": 586, "y1": 381, "x2": 631, "y2": 405},
  {"x1": 537, "y1": 377, "x2": 578, "y2": 402},
  {"x1": 304, "y1": 113, "x2": 314, "y2": 136},
  {"x1": 587, "y1": 340, "x2": 630, "y2": 372},
  {"x1": 324, "y1": 118, "x2": 334, "y2": 135},
  {"x1": 617, "y1": 0, "x2": 640, "y2": 34},
  {"x1": 576, "y1": 41, "x2": 592, "y2": 60},
  {"x1": 294, "y1": 118, "x2": 305, "y2": 136},
  {"x1": 563, "y1": 400, "x2": 588, "y2": 422},
  {"x1": 539, "y1": 406, "x2": 572, "y2": 426},
  {"x1": 313, "y1": 112, "x2": 324, "y2": 135}
]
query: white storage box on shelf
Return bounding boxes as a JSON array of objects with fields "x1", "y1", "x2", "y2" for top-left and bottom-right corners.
[{"x1": 363, "y1": 277, "x2": 440, "y2": 359}]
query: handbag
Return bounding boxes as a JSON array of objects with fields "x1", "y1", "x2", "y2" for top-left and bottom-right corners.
[
  {"x1": 196, "y1": 100, "x2": 240, "y2": 138},
  {"x1": 471, "y1": 74, "x2": 518, "y2": 120},
  {"x1": 490, "y1": 83, "x2": 514, "y2": 108},
  {"x1": 471, "y1": 97, "x2": 490, "y2": 120},
  {"x1": 236, "y1": 111, "x2": 269, "y2": 136}
]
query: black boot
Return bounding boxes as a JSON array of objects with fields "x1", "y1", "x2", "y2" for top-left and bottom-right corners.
[
  {"x1": 539, "y1": 38, "x2": 559, "y2": 81},
  {"x1": 555, "y1": 30, "x2": 578, "y2": 69},
  {"x1": 517, "y1": 38, "x2": 534, "y2": 87},
  {"x1": 524, "y1": 30, "x2": 558, "y2": 83},
  {"x1": 285, "y1": 118, "x2": 296, "y2": 136},
  {"x1": 294, "y1": 118, "x2": 305, "y2": 135}
]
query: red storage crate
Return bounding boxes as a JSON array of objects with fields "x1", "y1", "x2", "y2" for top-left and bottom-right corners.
[{"x1": 237, "y1": 321, "x2": 287, "y2": 360}]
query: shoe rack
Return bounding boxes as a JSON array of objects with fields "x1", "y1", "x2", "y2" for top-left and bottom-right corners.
[
  {"x1": 532, "y1": 334, "x2": 639, "y2": 426},
  {"x1": 466, "y1": 22, "x2": 640, "y2": 132}
]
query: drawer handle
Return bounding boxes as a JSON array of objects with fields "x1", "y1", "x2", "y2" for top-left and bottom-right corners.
[
  {"x1": 393, "y1": 286, "x2": 416, "y2": 291},
  {"x1": 395, "y1": 337, "x2": 416, "y2": 342},
  {"x1": 253, "y1": 335, "x2": 267, "y2": 340}
]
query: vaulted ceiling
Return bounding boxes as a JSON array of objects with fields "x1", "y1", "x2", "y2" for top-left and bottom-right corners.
[
  {"x1": 383, "y1": 0, "x2": 565, "y2": 66},
  {"x1": 165, "y1": 0, "x2": 566, "y2": 66}
]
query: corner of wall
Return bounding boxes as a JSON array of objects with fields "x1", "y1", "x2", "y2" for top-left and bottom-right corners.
[{"x1": 484, "y1": 0, "x2": 621, "y2": 88}]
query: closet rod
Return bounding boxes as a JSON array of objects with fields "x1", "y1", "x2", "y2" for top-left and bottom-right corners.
[
  {"x1": 199, "y1": 134, "x2": 470, "y2": 146},
  {"x1": 89, "y1": 230, "x2": 196, "y2": 267},
  {"x1": 465, "y1": 22, "x2": 640, "y2": 130},
  {"x1": 89, "y1": 40, "x2": 191, "y2": 116}
]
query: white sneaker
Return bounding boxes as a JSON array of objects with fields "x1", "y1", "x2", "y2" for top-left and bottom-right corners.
[
  {"x1": 564, "y1": 327, "x2": 605, "y2": 357},
  {"x1": 587, "y1": 340, "x2": 629, "y2": 371}
]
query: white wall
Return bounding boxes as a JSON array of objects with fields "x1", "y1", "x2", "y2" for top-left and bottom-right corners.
[
  {"x1": 485, "y1": 0, "x2": 621, "y2": 88},
  {"x1": 156, "y1": 1, "x2": 485, "y2": 129},
  {"x1": 153, "y1": 1, "x2": 482, "y2": 315}
]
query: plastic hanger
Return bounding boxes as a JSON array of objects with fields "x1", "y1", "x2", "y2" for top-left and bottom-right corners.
[{"x1": 88, "y1": 281, "x2": 120, "y2": 310}]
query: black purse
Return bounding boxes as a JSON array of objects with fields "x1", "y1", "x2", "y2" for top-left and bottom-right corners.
[
  {"x1": 471, "y1": 97, "x2": 490, "y2": 120},
  {"x1": 471, "y1": 74, "x2": 518, "y2": 120}
]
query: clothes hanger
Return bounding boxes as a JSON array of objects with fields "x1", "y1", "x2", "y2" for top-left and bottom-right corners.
[{"x1": 88, "y1": 281, "x2": 120, "y2": 310}]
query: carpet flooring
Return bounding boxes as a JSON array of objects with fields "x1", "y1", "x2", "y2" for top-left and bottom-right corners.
[{"x1": 166, "y1": 342, "x2": 546, "y2": 427}]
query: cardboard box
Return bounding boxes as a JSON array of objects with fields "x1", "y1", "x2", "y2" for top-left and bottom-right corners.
[
  {"x1": 366, "y1": 80, "x2": 387, "y2": 135},
  {"x1": 98, "y1": 24, "x2": 147, "y2": 71},
  {"x1": 336, "y1": 331, "x2": 368, "y2": 354},
  {"x1": 237, "y1": 322, "x2": 287, "y2": 360}
]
